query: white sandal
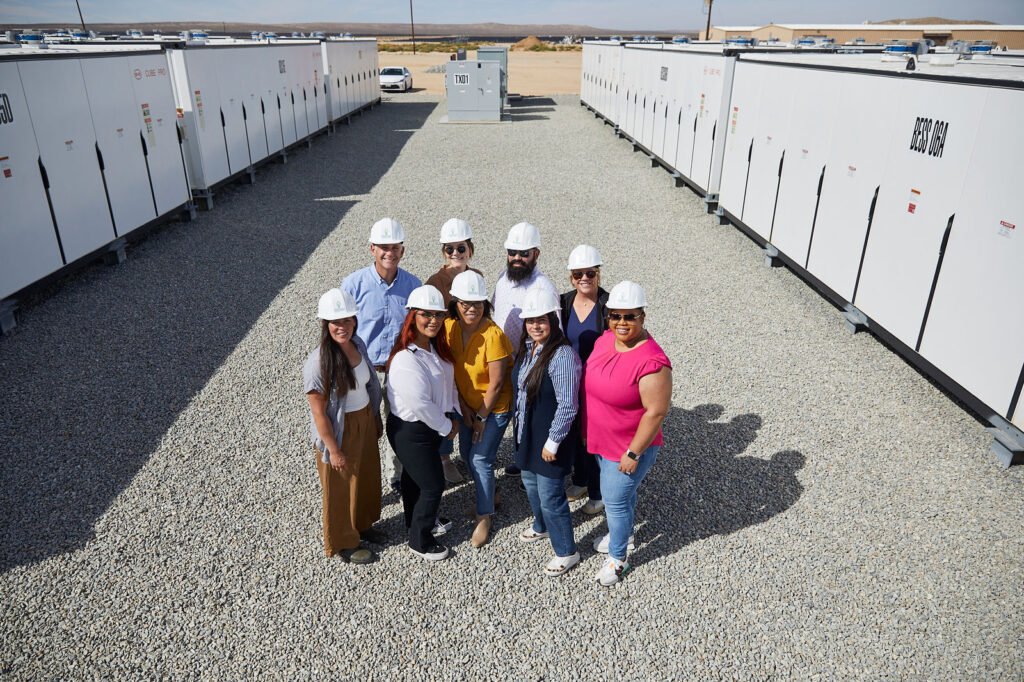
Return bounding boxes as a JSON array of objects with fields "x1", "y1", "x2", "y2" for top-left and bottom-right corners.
[
  {"x1": 519, "y1": 527, "x2": 550, "y2": 543},
  {"x1": 544, "y1": 552, "x2": 581, "y2": 577}
]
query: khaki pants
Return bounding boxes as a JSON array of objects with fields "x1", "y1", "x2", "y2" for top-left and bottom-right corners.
[{"x1": 315, "y1": 404, "x2": 382, "y2": 556}]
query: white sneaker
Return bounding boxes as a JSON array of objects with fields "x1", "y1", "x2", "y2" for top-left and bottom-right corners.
[
  {"x1": 565, "y1": 484, "x2": 588, "y2": 502},
  {"x1": 595, "y1": 558, "x2": 630, "y2": 586},
  {"x1": 519, "y1": 526, "x2": 550, "y2": 543},
  {"x1": 431, "y1": 517, "x2": 453, "y2": 536},
  {"x1": 410, "y1": 543, "x2": 450, "y2": 562},
  {"x1": 593, "y1": 533, "x2": 635, "y2": 554},
  {"x1": 442, "y1": 459, "x2": 463, "y2": 484},
  {"x1": 544, "y1": 552, "x2": 580, "y2": 577},
  {"x1": 581, "y1": 499, "x2": 605, "y2": 515}
]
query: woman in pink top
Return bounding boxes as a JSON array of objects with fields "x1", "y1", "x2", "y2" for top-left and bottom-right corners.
[{"x1": 583, "y1": 281, "x2": 672, "y2": 587}]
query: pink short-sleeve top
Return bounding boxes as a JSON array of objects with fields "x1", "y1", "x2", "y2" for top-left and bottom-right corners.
[{"x1": 584, "y1": 330, "x2": 672, "y2": 461}]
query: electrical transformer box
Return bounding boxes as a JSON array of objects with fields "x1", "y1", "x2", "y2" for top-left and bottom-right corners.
[
  {"x1": 445, "y1": 61, "x2": 501, "y2": 122},
  {"x1": 476, "y1": 46, "x2": 508, "y2": 106}
]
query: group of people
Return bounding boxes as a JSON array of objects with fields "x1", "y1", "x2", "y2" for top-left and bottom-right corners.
[{"x1": 303, "y1": 218, "x2": 672, "y2": 585}]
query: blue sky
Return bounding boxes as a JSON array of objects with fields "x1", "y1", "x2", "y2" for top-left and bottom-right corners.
[{"x1": 4, "y1": 0, "x2": 1023, "y2": 30}]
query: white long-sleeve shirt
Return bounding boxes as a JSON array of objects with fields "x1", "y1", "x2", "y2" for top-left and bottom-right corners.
[{"x1": 386, "y1": 344, "x2": 461, "y2": 436}]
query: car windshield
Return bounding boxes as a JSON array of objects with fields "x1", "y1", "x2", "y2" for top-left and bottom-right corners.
[{"x1": 381, "y1": 68, "x2": 404, "y2": 75}]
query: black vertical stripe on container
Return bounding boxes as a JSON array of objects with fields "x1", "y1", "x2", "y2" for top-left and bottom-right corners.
[
  {"x1": 1007, "y1": 362, "x2": 1024, "y2": 422},
  {"x1": 242, "y1": 104, "x2": 253, "y2": 166},
  {"x1": 915, "y1": 214, "x2": 955, "y2": 352},
  {"x1": 175, "y1": 123, "x2": 191, "y2": 196},
  {"x1": 220, "y1": 108, "x2": 231, "y2": 173},
  {"x1": 261, "y1": 98, "x2": 270, "y2": 154},
  {"x1": 767, "y1": 150, "x2": 786, "y2": 243},
  {"x1": 852, "y1": 185, "x2": 880, "y2": 304},
  {"x1": 705, "y1": 121, "x2": 717, "y2": 190},
  {"x1": 739, "y1": 139, "x2": 754, "y2": 221},
  {"x1": 38, "y1": 157, "x2": 66, "y2": 264},
  {"x1": 687, "y1": 115, "x2": 697, "y2": 175},
  {"x1": 804, "y1": 165, "x2": 827, "y2": 268},
  {"x1": 140, "y1": 132, "x2": 158, "y2": 217},
  {"x1": 95, "y1": 143, "x2": 118, "y2": 237}
]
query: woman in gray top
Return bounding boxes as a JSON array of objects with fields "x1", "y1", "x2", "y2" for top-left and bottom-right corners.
[{"x1": 303, "y1": 288, "x2": 384, "y2": 564}]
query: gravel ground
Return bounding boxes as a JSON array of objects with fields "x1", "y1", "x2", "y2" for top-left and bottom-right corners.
[{"x1": 1, "y1": 93, "x2": 1021, "y2": 680}]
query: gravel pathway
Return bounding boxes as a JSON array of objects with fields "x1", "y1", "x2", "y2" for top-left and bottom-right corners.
[{"x1": 1, "y1": 93, "x2": 1021, "y2": 680}]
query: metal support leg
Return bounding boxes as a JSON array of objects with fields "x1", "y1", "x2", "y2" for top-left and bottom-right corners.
[
  {"x1": 193, "y1": 189, "x2": 214, "y2": 211},
  {"x1": 246, "y1": 166, "x2": 256, "y2": 184},
  {"x1": 0, "y1": 299, "x2": 17, "y2": 335},
  {"x1": 103, "y1": 238, "x2": 127, "y2": 266},
  {"x1": 703, "y1": 193, "x2": 719, "y2": 214},
  {"x1": 764, "y1": 244, "x2": 782, "y2": 268},
  {"x1": 714, "y1": 206, "x2": 729, "y2": 225},
  {"x1": 184, "y1": 202, "x2": 197, "y2": 221},
  {"x1": 988, "y1": 427, "x2": 1024, "y2": 468},
  {"x1": 842, "y1": 303, "x2": 869, "y2": 334}
]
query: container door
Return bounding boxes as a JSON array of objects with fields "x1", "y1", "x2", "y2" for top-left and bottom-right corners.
[
  {"x1": 289, "y1": 49, "x2": 309, "y2": 139},
  {"x1": 215, "y1": 49, "x2": 252, "y2": 173},
  {"x1": 312, "y1": 44, "x2": 328, "y2": 130},
  {"x1": 180, "y1": 50, "x2": 230, "y2": 189},
  {"x1": 698, "y1": 55, "x2": 734, "y2": 196},
  {"x1": 674, "y1": 56, "x2": 701, "y2": 180},
  {"x1": 738, "y1": 63, "x2": 794, "y2": 240},
  {"x1": 769, "y1": 68, "x2": 840, "y2": 264},
  {"x1": 853, "y1": 79, "x2": 983, "y2": 348},
  {"x1": 715, "y1": 61, "x2": 763, "y2": 226},
  {"x1": 237, "y1": 48, "x2": 269, "y2": 165},
  {"x1": 272, "y1": 49, "x2": 297, "y2": 147},
  {"x1": 18, "y1": 59, "x2": 115, "y2": 263},
  {"x1": 650, "y1": 54, "x2": 669, "y2": 158},
  {"x1": 80, "y1": 56, "x2": 156, "y2": 236},
  {"x1": 917, "y1": 87, "x2": 1024, "y2": 422},
  {"x1": 128, "y1": 53, "x2": 189, "y2": 216},
  {"x1": 805, "y1": 73, "x2": 901, "y2": 301},
  {"x1": 0, "y1": 63, "x2": 64, "y2": 299}
]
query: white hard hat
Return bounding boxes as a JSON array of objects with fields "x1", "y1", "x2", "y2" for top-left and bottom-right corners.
[
  {"x1": 607, "y1": 281, "x2": 648, "y2": 309},
  {"x1": 439, "y1": 218, "x2": 473, "y2": 243},
  {"x1": 518, "y1": 288, "x2": 560, "y2": 319},
  {"x1": 567, "y1": 244, "x2": 603, "y2": 270},
  {"x1": 405, "y1": 285, "x2": 447, "y2": 312},
  {"x1": 318, "y1": 288, "x2": 359, "y2": 320},
  {"x1": 368, "y1": 217, "x2": 405, "y2": 244},
  {"x1": 449, "y1": 270, "x2": 489, "y2": 301},
  {"x1": 504, "y1": 221, "x2": 541, "y2": 250}
]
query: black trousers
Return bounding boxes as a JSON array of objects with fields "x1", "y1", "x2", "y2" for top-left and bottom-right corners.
[
  {"x1": 570, "y1": 414, "x2": 602, "y2": 500},
  {"x1": 386, "y1": 414, "x2": 445, "y2": 552}
]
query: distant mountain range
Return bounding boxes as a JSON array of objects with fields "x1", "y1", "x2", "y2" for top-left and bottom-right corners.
[{"x1": 0, "y1": 21, "x2": 692, "y2": 37}]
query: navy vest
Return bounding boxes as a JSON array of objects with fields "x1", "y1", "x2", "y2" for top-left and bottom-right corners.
[{"x1": 514, "y1": 356, "x2": 579, "y2": 479}]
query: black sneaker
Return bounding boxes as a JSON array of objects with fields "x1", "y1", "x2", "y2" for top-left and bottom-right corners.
[
  {"x1": 360, "y1": 528, "x2": 386, "y2": 544},
  {"x1": 390, "y1": 479, "x2": 402, "y2": 495},
  {"x1": 504, "y1": 465, "x2": 521, "y2": 477},
  {"x1": 410, "y1": 542, "x2": 449, "y2": 561}
]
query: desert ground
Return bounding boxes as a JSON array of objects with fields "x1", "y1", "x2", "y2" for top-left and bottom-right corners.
[{"x1": 379, "y1": 47, "x2": 583, "y2": 95}]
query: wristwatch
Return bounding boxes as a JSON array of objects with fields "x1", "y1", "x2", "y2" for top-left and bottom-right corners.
[
  {"x1": 473, "y1": 413, "x2": 485, "y2": 423},
  {"x1": 625, "y1": 450, "x2": 640, "y2": 461}
]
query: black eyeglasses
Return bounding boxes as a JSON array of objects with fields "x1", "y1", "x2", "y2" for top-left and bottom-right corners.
[
  {"x1": 571, "y1": 269, "x2": 599, "y2": 280},
  {"x1": 416, "y1": 311, "x2": 446, "y2": 320},
  {"x1": 457, "y1": 300, "x2": 484, "y2": 309},
  {"x1": 607, "y1": 312, "x2": 641, "y2": 322},
  {"x1": 444, "y1": 244, "x2": 468, "y2": 255},
  {"x1": 507, "y1": 249, "x2": 534, "y2": 258}
]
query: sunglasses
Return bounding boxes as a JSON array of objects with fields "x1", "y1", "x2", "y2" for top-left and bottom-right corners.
[
  {"x1": 571, "y1": 269, "x2": 599, "y2": 280},
  {"x1": 416, "y1": 311, "x2": 446, "y2": 320},
  {"x1": 607, "y1": 312, "x2": 641, "y2": 322},
  {"x1": 444, "y1": 244, "x2": 468, "y2": 255},
  {"x1": 457, "y1": 300, "x2": 484, "y2": 309},
  {"x1": 507, "y1": 249, "x2": 534, "y2": 258}
]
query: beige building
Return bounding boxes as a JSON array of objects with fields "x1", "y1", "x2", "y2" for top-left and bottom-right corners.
[{"x1": 701, "y1": 24, "x2": 1024, "y2": 49}]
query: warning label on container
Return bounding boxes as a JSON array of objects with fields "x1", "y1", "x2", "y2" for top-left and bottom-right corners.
[
  {"x1": 194, "y1": 90, "x2": 205, "y2": 130},
  {"x1": 998, "y1": 220, "x2": 1015, "y2": 238},
  {"x1": 907, "y1": 188, "x2": 921, "y2": 214},
  {"x1": 847, "y1": 165, "x2": 857, "y2": 178},
  {"x1": 0, "y1": 155, "x2": 11, "y2": 179},
  {"x1": 65, "y1": 140, "x2": 74, "y2": 152},
  {"x1": 142, "y1": 103, "x2": 156, "y2": 147}
]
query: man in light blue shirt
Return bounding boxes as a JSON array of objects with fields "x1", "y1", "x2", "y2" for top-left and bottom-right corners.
[{"x1": 341, "y1": 217, "x2": 422, "y2": 492}]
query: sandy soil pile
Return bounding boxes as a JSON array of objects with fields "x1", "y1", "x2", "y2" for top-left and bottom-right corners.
[{"x1": 510, "y1": 35, "x2": 545, "y2": 50}]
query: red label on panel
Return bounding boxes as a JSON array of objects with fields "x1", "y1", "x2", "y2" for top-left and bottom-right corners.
[
  {"x1": 908, "y1": 203, "x2": 916, "y2": 214},
  {"x1": 1000, "y1": 220, "x2": 1015, "y2": 230}
]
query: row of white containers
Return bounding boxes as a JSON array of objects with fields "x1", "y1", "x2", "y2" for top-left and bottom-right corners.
[
  {"x1": 0, "y1": 39, "x2": 379, "y2": 308},
  {"x1": 581, "y1": 41, "x2": 1023, "y2": 445}
]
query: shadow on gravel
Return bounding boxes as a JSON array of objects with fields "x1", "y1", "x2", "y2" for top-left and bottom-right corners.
[
  {"x1": 595, "y1": 404, "x2": 805, "y2": 568},
  {"x1": 0, "y1": 100, "x2": 439, "y2": 573}
]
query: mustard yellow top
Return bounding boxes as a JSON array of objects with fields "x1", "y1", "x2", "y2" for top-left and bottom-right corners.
[{"x1": 443, "y1": 317, "x2": 513, "y2": 414}]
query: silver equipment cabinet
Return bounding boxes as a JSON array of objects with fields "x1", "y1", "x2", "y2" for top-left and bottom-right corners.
[
  {"x1": 444, "y1": 61, "x2": 501, "y2": 122},
  {"x1": 475, "y1": 46, "x2": 508, "y2": 107}
]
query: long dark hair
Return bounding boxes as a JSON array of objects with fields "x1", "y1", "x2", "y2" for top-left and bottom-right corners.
[
  {"x1": 517, "y1": 311, "x2": 570, "y2": 402},
  {"x1": 385, "y1": 309, "x2": 456, "y2": 371},
  {"x1": 318, "y1": 318, "x2": 359, "y2": 399}
]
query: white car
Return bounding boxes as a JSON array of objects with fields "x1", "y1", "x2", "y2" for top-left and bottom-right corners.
[{"x1": 379, "y1": 66, "x2": 413, "y2": 92}]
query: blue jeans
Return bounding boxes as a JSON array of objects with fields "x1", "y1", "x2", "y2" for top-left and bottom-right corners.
[
  {"x1": 598, "y1": 445, "x2": 659, "y2": 560},
  {"x1": 458, "y1": 411, "x2": 512, "y2": 515},
  {"x1": 521, "y1": 469, "x2": 577, "y2": 557}
]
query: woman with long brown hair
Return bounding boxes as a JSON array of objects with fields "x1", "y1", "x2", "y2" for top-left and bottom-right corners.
[
  {"x1": 302, "y1": 288, "x2": 384, "y2": 564},
  {"x1": 386, "y1": 285, "x2": 461, "y2": 561}
]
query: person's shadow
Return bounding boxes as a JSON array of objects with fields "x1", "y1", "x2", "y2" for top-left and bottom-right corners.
[{"x1": 580, "y1": 404, "x2": 805, "y2": 568}]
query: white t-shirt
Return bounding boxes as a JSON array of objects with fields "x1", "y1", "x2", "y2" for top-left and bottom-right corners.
[{"x1": 344, "y1": 357, "x2": 372, "y2": 413}]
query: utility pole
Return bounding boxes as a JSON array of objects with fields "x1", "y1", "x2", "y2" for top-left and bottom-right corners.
[
  {"x1": 403, "y1": 0, "x2": 411, "y2": 53},
  {"x1": 704, "y1": 0, "x2": 713, "y2": 41},
  {"x1": 74, "y1": 0, "x2": 87, "y2": 33}
]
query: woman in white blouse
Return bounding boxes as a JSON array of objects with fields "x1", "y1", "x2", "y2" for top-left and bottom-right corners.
[{"x1": 385, "y1": 285, "x2": 461, "y2": 561}]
